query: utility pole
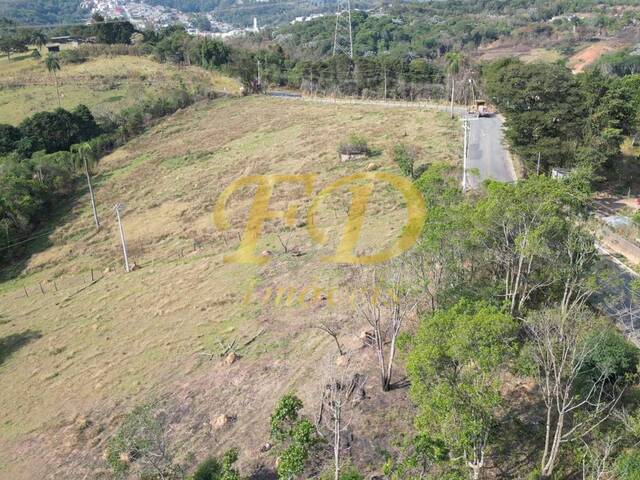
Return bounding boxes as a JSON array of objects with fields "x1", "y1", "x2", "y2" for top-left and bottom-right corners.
[
  {"x1": 333, "y1": 0, "x2": 353, "y2": 59},
  {"x1": 114, "y1": 203, "x2": 130, "y2": 273},
  {"x1": 536, "y1": 152, "x2": 541, "y2": 175},
  {"x1": 84, "y1": 154, "x2": 100, "y2": 229},
  {"x1": 462, "y1": 118, "x2": 470, "y2": 192},
  {"x1": 450, "y1": 77, "x2": 456, "y2": 118}
]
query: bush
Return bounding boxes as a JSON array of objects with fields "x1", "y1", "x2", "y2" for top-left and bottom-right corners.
[
  {"x1": 58, "y1": 48, "x2": 88, "y2": 64},
  {"x1": 393, "y1": 143, "x2": 418, "y2": 178},
  {"x1": 339, "y1": 467, "x2": 364, "y2": 480},
  {"x1": 0, "y1": 124, "x2": 21, "y2": 154},
  {"x1": 615, "y1": 450, "x2": 640, "y2": 480},
  {"x1": 106, "y1": 404, "x2": 182, "y2": 478},
  {"x1": 579, "y1": 328, "x2": 639, "y2": 388},
  {"x1": 339, "y1": 134, "x2": 369, "y2": 156},
  {"x1": 192, "y1": 449, "x2": 239, "y2": 480}
]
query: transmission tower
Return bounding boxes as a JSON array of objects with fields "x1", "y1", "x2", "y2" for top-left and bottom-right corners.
[{"x1": 333, "y1": 0, "x2": 353, "y2": 58}]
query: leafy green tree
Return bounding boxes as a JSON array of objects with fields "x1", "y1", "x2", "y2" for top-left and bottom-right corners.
[
  {"x1": 0, "y1": 33, "x2": 28, "y2": 59},
  {"x1": 192, "y1": 449, "x2": 240, "y2": 480},
  {"x1": 92, "y1": 13, "x2": 135, "y2": 44},
  {"x1": 270, "y1": 394, "x2": 319, "y2": 479},
  {"x1": 44, "y1": 53, "x2": 61, "y2": 108},
  {"x1": 445, "y1": 51, "x2": 461, "y2": 117},
  {"x1": 16, "y1": 105, "x2": 98, "y2": 156},
  {"x1": 0, "y1": 124, "x2": 21, "y2": 155},
  {"x1": 385, "y1": 433, "x2": 448, "y2": 479},
  {"x1": 407, "y1": 301, "x2": 517, "y2": 479},
  {"x1": 31, "y1": 31, "x2": 47, "y2": 51}
]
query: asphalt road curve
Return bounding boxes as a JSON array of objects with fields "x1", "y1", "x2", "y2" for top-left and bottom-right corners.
[{"x1": 466, "y1": 115, "x2": 517, "y2": 188}]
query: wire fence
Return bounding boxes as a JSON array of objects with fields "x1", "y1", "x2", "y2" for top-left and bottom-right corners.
[{"x1": 2, "y1": 228, "x2": 245, "y2": 302}]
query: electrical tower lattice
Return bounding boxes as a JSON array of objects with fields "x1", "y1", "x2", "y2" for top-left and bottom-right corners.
[{"x1": 332, "y1": 0, "x2": 353, "y2": 58}]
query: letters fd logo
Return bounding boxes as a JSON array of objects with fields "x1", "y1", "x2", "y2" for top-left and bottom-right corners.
[{"x1": 213, "y1": 173, "x2": 426, "y2": 265}]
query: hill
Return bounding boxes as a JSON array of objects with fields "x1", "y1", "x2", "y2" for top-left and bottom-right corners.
[
  {"x1": 0, "y1": 52, "x2": 240, "y2": 125},
  {"x1": 0, "y1": 0, "x2": 85, "y2": 25},
  {"x1": 0, "y1": 95, "x2": 460, "y2": 479}
]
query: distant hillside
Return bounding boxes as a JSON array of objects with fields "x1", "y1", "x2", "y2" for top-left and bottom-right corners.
[{"x1": 0, "y1": 0, "x2": 85, "y2": 25}]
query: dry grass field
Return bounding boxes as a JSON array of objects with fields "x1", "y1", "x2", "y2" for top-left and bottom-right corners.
[
  {"x1": 0, "y1": 53, "x2": 240, "y2": 124},
  {"x1": 0, "y1": 96, "x2": 460, "y2": 479}
]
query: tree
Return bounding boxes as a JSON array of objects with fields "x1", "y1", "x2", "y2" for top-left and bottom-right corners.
[
  {"x1": 106, "y1": 404, "x2": 183, "y2": 478},
  {"x1": 192, "y1": 449, "x2": 240, "y2": 480},
  {"x1": 524, "y1": 308, "x2": 636, "y2": 479},
  {"x1": 70, "y1": 143, "x2": 100, "y2": 229},
  {"x1": 473, "y1": 176, "x2": 596, "y2": 316},
  {"x1": 0, "y1": 124, "x2": 21, "y2": 155},
  {"x1": 45, "y1": 53, "x2": 61, "y2": 108},
  {"x1": 31, "y1": 31, "x2": 47, "y2": 51},
  {"x1": 407, "y1": 301, "x2": 517, "y2": 480},
  {"x1": 271, "y1": 394, "x2": 319, "y2": 479},
  {"x1": 316, "y1": 356, "x2": 363, "y2": 480},
  {"x1": 445, "y1": 51, "x2": 461, "y2": 118},
  {"x1": 0, "y1": 33, "x2": 28, "y2": 60},
  {"x1": 355, "y1": 260, "x2": 417, "y2": 392},
  {"x1": 92, "y1": 13, "x2": 135, "y2": 44}
]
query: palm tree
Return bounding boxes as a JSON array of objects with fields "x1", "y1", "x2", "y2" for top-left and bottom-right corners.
[
  {"x1": 45, "y1": 53, "x2": 61, "y2": 108},
  {"x1": 31, "y1": 31, "x2": 47, "y2": 52},
  {"x1": 71, "y1": 143, "x2": 100, "y2": 230},
  {"x1": 445, "y1": 51, "x2": 462, "y2": 118}
]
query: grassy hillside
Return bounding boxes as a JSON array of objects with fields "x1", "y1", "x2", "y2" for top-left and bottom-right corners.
[
  {"x1": 0, "y1": 53, "x2": 240, "y2": 125},
  {"x1": 0, "y1": 96, "x2": 460, "y2": 479}
]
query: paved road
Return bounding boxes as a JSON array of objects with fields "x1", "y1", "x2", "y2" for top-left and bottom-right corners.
[{"x1": 466, "y1": 114, "x2": 517, "y2": 188}]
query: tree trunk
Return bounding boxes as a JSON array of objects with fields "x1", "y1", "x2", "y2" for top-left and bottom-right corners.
[
  {"x1": 450, "y1": 77, "x2": 455, "y2": 118},
  {"x1": 54, "y1": 72, "x2": 61, "y2": 108}
]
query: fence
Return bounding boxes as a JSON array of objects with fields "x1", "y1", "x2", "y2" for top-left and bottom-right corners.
[{"x1": 1, "y1": 228, "x2": 245, "y2": 302}]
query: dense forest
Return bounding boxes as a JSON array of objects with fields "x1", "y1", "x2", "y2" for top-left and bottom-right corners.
[{"x1": 0, "y1": 0, "x2": 86, "y2": 25}]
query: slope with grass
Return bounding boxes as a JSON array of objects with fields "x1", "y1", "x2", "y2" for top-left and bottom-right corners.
[
  {"x1": 0, "y1": 53, "x2": 240, "y2": 125},
  {"x1": 0, "y1": 96, "x2": 460, "y2": 479}
]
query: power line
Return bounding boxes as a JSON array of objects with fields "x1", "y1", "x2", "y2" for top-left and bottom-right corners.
[{"x1": 0, "y1": 19, "x2": 133, "y2": 31}]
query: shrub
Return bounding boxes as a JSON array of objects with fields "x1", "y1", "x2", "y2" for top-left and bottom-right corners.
[
  {"x1": 106, "y1": 404, "x2": 182, "y2": 478},
  {"x1": 339, "y1": 134, "x2": 369, "y2": 156},
  {"x1": 339, "y1": 467, "x2": 364, "y2": 480},
  {"x1": 615, "y1": 450, "x2": 640, "y2": 480},
  {"x1": 579, "y1": 328, "x2": 639, "y2": 389},
  {"x1": 0, "y1": 124, "x2": 21, "y2": 154},
  {"x1": 192, "y1": 449, "x2": 240, "y2": 480},
  {"x1": 393, "y1": 143, "x2": 418, "y2": 178},
  {"x1": 271, "y1": 394, "x2": 319, "y2": 480}
]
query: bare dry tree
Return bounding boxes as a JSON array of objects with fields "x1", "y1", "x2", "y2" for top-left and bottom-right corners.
[
  {"x1": 525, "y1": 307, "x2": 626, "y2": 479},
  {"x1": 316, "y1": 355, "x2": 365, "y2": 480},
  {"x1": 315, "y1": 319, "x2": 345, "y2": 356},
  {"x1": 354, "y1": 259, "x2": 417, "y2": 392},
  {"x1": 581, "y1": 434, "x2": 621, "y2": 480}
]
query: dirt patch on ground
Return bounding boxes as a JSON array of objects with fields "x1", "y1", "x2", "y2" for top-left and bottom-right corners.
[{"x1": 568, "y1": 40, "x2": 621, "y2": 73}]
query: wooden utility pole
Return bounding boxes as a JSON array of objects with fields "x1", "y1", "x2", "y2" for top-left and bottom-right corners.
[
  {"x1": 450, "y1": 77, "x2": 456, "y2": 118},
  {"x1": 462, "y1": 118, "x2": 470, "y2": 192},
  {"x1": 84, "y1": 155, "x2": 100, "y2": 229},
  {"x1": 383, "y1": 65, "x2": 388, "y2": 101},
  {"x1": 114, "y1": 203, "x2": 130, "y2": 273}
]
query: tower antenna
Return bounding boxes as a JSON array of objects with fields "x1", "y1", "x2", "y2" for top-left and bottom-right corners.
[{"x1": 333, "y1": 0, "x2": 353, "y2": 58}]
